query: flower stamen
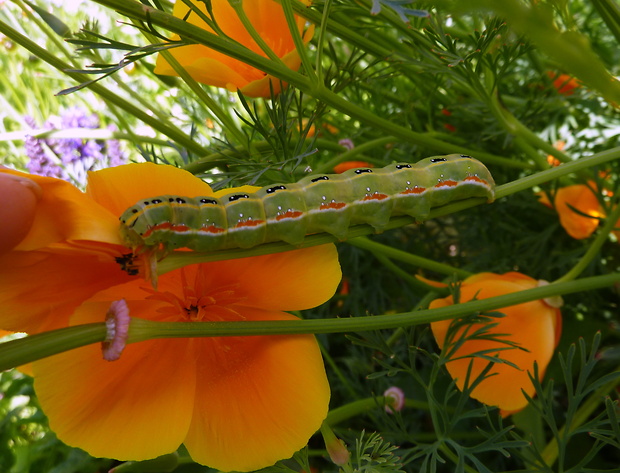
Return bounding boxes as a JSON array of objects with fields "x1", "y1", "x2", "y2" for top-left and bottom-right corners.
[{"x1": 143, "y1": 269, "x2": 247, "y2": 322}]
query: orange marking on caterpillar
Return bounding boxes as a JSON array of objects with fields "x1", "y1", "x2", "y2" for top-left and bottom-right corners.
[
  {"x1": 199, "y1": 225, "x2": 226, "y2": 234},
  {"x1": 170, "y1": 224, "x2": 191, "y2": 233},
  {"x1": 319, "y1": 202, "x2": 347, "y2": 210},
  {"x1": 464, "y1": 175, "x2": 489, "y2": 185},
  {"x1": 400, "y1": 187, "x2": 426, "y2": 195},
  {"x1": 143, "y1": 222, "x2": 172, "y2": 238},
  {"x1": 362, "y1": 193, "x2": 389, "y2": 201},
  {"x1": 234, "y1": 219, "x2": 266, "y2": 229},
  {"x1": 435, "y1": 180, "x2": 458, "y2": 188},
  {"x1": 275, "y1": 210, "x2": 304, "y2": 221}
]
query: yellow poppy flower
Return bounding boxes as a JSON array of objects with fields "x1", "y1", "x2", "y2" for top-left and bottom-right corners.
[
  {"x1": 430, "y1": 272, "x2": 562, "y2": 415},
  {"x1": 154, "y1": 0, "x2": 314, "y2": 98},
  {"x1": 1, "y1": 163, "x2": 341, "y2": 471},
  {"x1": 538, "y1": 183, "x2": 603, "y2": 239}
]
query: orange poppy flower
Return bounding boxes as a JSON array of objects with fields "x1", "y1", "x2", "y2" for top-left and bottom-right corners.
[
  {"x1": 538, "y1": 183, "x2": 603, "y2": 239},
  {"x1": 1, "y1": 163, "x2": 341, "y2": 471},
  {"x1": 547, "y1": 71, "x2": 580, "y2": 96},
  {"x1": 333, "y1": 161, "x2": 373, "y2": 174},
  {"x1": 154, "y1": 0, "x2": 314, "y2": 98},
  {"x1": 430, "y1": 272, "x2": 562, "y2": 415},
  {"x1": 546, "y1": 140, "x2": 565, "y2": 167},
  {"x1": 0, "y1": 163, "x2": 209, "y2": 333}
]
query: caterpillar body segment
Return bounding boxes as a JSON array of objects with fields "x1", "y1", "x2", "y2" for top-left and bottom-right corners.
[{"x1": 119, "y1": 154, "x2": 495, "y2": 253}]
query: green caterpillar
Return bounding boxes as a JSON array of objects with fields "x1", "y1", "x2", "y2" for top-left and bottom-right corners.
[{"x1": 119, "y1": 154, "x2": 495, "y2": 253}]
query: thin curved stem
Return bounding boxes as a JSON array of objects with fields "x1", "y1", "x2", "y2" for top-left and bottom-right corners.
[{"x1": 1, "y1": 272, "x2": 618, "y2": 371}]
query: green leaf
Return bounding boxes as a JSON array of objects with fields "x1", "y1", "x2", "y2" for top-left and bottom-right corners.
[{"x1": 22, "y1": 0, "x2": 70, "y2": 37}]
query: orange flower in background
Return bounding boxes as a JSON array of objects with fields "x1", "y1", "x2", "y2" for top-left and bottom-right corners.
[
  {"x1": 1, "y1": 163, "x2": 341, "y2": 471},
  {"x1": 547, "y1": 71, "x2": 580, "y2": 96},
  {"x1": 430, "y1": 272, "x2": 562, "y2": 415},
  {"x1": 154, "y1": 0, "x2": 314, "y2": 98},
  {"x1": 538, "y1": 183, "x2": 603, "y2": 239},
  {"x1": 546, "y1": 140, "x2": 565, "y2": 167},
  {"x1": 333, "y1": 161, "x2": 373, "y2": 174}
]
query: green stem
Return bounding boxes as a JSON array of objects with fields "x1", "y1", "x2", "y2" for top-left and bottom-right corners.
[
  {"x1": 326, "y1": 396, "x2": 430, "y2": 426},
  {"x1": 111, "y1": 273, "x2": 620, "y2": 335},
  {"x1": 0, "y1": 323, "x2": 107, "y2": 370},
  {"x1": 281, "y1": 0, "x2": 317, "y2": 81},
  {"x1": 488, "y1": 90, "x2": 570, "y2": 166},
  {"x1": 373, "y1": 252, "x2": 443, "y2": 293},
  {"x1": 313, "y1": 0, "x2": 332, "y2": 85},
  {"x1": 591, "y1": 0, "x2": 620, "y2": 45},
  {"x1": 287, "y1": 0, "x2": 410, "y2": 63},
  {"x1": 386, "y1": 290, "x2": 441, "y2": 346},
  {"x1": 439, "y1": 443, "x2": 480, "y2": 473},
  {"x1": 1, "y1": 273, "x2": 619, "y2": 371},
  {"x1": 513, "y1": 136, "x2": 551, "y2": 169},
  {"x1": 494, "y1": 145, "x2": 620, "y2": 199},
  {"x1": 347, "y1": 237, "x2": 471, "y2": 279},
  {"x1": 320, "y1": 342, "x2": 359, "y2": 400}
]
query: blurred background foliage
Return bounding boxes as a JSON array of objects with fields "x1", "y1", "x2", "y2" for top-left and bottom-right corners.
[{"x1": 1, "y1": 0, "x2": 620, "y2": 472}]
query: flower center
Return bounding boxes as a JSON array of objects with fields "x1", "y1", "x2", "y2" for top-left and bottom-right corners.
[{"x1": 143, "y1": 268, "x2": 247, "y2": 322}]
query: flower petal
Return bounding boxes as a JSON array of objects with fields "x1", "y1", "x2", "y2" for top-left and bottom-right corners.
[
  {"x1": 202, "y1": 245, "x2": 341, "y2": 311},
  {"x1": 156, "y1": 52, "x2": 260, "y2": 89},
  {"x1": 183, "y1": 306, "x2": 329, "y2": 471},
  {"x1": 431, "y1": 273, "x2": 560, "y2": 412},
  {"x1": 0, "y1": 245, "x2": 132, "y2": 333},
  {"x1": 239, "y1": 48, "x2": 303, "y2": 97},
  {"x1": 154, "y1": 0, "x2": 313, "y2": 97},
  {"x1": 87, "y1": 162, "x2": 213, "y2": 217},
  {"x1": 1, "y1": 169, "x2": 121, "y2": 249},
  {"x1": 33, "y1": 298, "x2": 197, "y2": 461},
  {"x1": 554, "y1": 184, "x2": 602, "y2": 239}
]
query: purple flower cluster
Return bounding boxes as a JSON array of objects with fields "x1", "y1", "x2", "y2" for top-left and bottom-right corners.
[
  {"x1": 24, "y1": 107, "x2": 126, "y2": 183},
  {"x1": 23, "y1": 116, "x2": 66, "y2": 179}
]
